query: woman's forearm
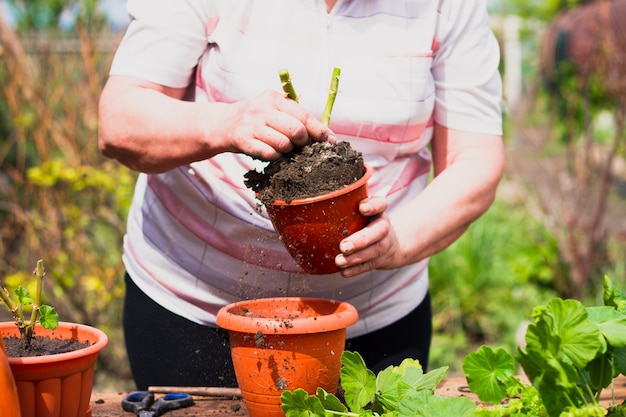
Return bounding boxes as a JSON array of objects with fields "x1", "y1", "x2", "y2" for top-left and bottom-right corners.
[
  {"x1": 98, "y1": 76, "x2": 228, "y2": 173},
  {"x1": 98, "y1": 75, "x2": 334, "y2": 173},
  {"x1": 390, "y1": 125, "x2": 505, "y2": 265}
]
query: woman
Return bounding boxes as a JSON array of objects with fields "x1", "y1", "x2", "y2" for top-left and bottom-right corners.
[{"x1": 98, "y1": 0, "x2": 504, "y2": 389}]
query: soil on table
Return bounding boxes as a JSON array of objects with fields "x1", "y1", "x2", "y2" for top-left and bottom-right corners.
[
  {"x1": 244, "y1": 141, "x2": 366, "y2": 203},
  {"x1": 3, "y1": 335, "x2": 91, "y2": 358}
]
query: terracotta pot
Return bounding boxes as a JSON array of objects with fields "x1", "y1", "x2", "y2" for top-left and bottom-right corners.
[
  {"x1": 0, "y1": 335, "x2": 21, "y2": 417},
  {"x1": 266, "y1": 164, "x2": 373, "y2": 275},
  {"x1": 0, "y1": 322, "x2": 108, "y2": 417},
  {"x1": 216, "y1": 297, "x2": 358, "y2": 417}
]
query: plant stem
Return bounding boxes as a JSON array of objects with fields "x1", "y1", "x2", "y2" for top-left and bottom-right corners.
[
  {"x1": 322, "y1": 67, "x2": 341, "y2": 127},
  {"x1": 279, "y1": 68, "x2": 298, "y2": 102},
  {"x1": 0, "y1": 287, "x2": 20, "y2": 324},
  {"x1": 26, "y1": 259, "x2": 45, "y2": 342}
]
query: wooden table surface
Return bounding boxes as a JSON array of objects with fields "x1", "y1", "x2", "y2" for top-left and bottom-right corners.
[{"x1": 90, "y1": 375, "x2": 626, "y2": 417}]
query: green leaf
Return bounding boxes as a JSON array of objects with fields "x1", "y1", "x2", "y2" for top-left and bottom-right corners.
[
  {"x1": 14, "y1": 286, "x2": 33, "y2": 306},
  {"x1": 374, "y1": 365, "x2": 403, "y2": 411},
  {"x1": 281, "y1": 388, "x2": 326, "y2": 417},
  {"x1": 39, "y1": 305, "x2": 59, "y2": 329},
  {"x1": 613, "y1": 346, "x2": 626, "y2": 377},
  {"x1": 463, "y1": 345, "x2": 515, "y2": 404},
  {"x1": 395, "y1": 390, "x2": 432, "y2": 417},
  {"x1": 587, "y1": 306, "x2": 626, "y2": 348},
  {"x1": 527, "y1": 298, "x2": 602, "y2": 368},
  {"x1": 340, "y1": 351, "x2": 376, "y2": 412},
  {"x1": 315, "y1": 388, "x2": 348, "y2": 414},
  {"x1": 410, "y1": 395, "x2": 476, "y2": 417},
  {"x1": 603, "y1": 276, "x2": 626, "y2": 314},
  {"x1": 406, "y1": 365, "x2": 448, "y2": 392}
]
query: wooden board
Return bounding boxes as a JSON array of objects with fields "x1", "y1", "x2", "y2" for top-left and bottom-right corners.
[{"x1": 90, "y1": 375, "x2": 626, "y2": 417}]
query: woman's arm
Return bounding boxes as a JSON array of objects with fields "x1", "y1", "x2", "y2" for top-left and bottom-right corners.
[
  {"x1": 98, "y1": 75, "x2": 334, "y2": 173},
  {"x1": 335, "y1": 122, "x2": 505, "y2": 277}
]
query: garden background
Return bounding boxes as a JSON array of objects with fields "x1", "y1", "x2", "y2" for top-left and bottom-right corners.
[{"x1": 1, "y1": 0, "x2": 624, "y2": 391}]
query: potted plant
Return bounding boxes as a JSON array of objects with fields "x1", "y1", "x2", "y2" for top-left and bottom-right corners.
[
  {"x1": 245, "y1": 69, "x2": 372, "y2": 274},
  {"x1": 281, "y1": 276, "x2": 626, "y2": 417},
  {"x1": 216, "y1": 296, "x2": 359, "y2": 417},
  {"x1": 0, "y1": 259, "x2": 108, "y2": 417}
]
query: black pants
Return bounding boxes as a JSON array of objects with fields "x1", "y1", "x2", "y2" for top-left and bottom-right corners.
[{"x1": 123, "y1": 273, "x2": 432, "y2": 390}]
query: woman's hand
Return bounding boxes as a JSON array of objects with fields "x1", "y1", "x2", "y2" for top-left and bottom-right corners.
[
  {"x1": 215, "y1": 90, "x2": 334, "y2": 161},
  {"x1": 335, "y1": 196, "x2": 402, "y2": 277},
  {"x1": 98, "y1": 76, "x2": 334, "y2": 173}
]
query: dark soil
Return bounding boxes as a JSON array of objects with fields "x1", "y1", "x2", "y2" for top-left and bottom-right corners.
[
  {"x1": 3, "y1": 335, "x2": 91, "y2": 358},
  {"x1": 244, "y1": 141, "x2": 365, "y2": 203}
]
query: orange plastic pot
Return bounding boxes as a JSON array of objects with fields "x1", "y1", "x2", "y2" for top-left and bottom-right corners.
[
  {"x1": 266, "y1": 164, "x2": 373, "y2": 274},
  {"x1": 0, "y1": 322, "x2": 108, "y2": 417},
  {"x1": 0, "y1": 334, "x2": 21, "y2": 417},
  {"x1": 216, "y1": 297, "x2": 358, "y2": 417}
]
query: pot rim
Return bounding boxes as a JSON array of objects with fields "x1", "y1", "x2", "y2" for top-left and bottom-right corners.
[
  {"x1": 269, "y1": 164, "x2": 373, "y2": 206},
  {"x1": 0, "y1": 321, "x2": 109, "y2": 365},
  {"x1": 216, "y1": 297, "x2": 358, "y2": 335}
]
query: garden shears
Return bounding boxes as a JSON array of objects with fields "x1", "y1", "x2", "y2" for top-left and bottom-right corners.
[{"x1": 122, "y1": 391, "x2": 194, "y2": 416}]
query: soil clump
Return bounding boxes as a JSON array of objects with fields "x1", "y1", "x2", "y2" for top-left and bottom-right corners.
[{"x1": 245, "y1": 141, "x2": 365, "y2": 203}]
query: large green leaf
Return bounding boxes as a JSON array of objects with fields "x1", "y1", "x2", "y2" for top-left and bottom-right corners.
[
  {"x1": 528, "y1": 298, "x2": 602, "y2": 368},
  {"x1": 408, "y1": 395, "x2": 476, "y2": 417},
  {"x1": 281, "y1": 388, "x2": 326, "y2": 417},
  {"x1": 603, "y1": 276, "x2": 626, "y2": 314},
  {"x1": 463, "y1": 345, "x2": 515, "y2": 404},
  {"x1": 339, "y1": 351, "x2": 377, "y2": 412},
  {"x1": 587, "y1": 306, "x2": 626, "y2": 348}
]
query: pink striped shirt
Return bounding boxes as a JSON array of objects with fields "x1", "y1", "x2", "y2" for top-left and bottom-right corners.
[{"x1": 110, "y1": 0, "x2": 502, "y2": 337}]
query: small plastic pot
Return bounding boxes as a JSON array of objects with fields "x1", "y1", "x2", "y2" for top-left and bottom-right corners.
[
  {"x1": 1, "y1": 322, "x2": 108, "y2": 417},
  {"x1": 265, "y1": 164, "x2": 373, "y2": 274},
  {"x1": 216, "y1": 297, "x2": 358, "y2": 417}
]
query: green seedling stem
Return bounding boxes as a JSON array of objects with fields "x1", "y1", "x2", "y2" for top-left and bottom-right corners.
[
  {"x1": 279, "y1": 68, "x2": 298, "y2": 102},
  {"x1": 278, "y1": 67, "x2": 341, "y2": 127},
  {"x1": 322, "y1": 67, "x2": 341, "y2": 127}
]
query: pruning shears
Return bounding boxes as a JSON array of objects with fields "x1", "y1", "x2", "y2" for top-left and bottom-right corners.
[{"x1": 122, "y1": 391, "x2": 193, "y2": 417}]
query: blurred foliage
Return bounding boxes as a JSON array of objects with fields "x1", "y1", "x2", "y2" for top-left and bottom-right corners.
[
  {"x1": 0, "y1": 5, "x2": 134, "y2": 388},
  {"x1": 429, "y1": 187, "x2": 564, "y2": 373},
  {"x1": 5, "y1": 0, "x2": 106, "y2": 31},
  {"x1": 496, "y1": 0, "x2": 589, "y2": 21}
]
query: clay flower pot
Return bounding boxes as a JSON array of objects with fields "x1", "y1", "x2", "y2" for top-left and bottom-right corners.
[
  {"x1": 0, "y1": 322, "x2": 108, "y2": 417},
  {"x1": 216, "y1": 297, "x2": 358, "y2": 417},
  {"x1": 266, "y1": 164, "x2": 373, "y2": 274},
  {"x1": 0, "y1": 335, "x2": 20, "y2": 417}
]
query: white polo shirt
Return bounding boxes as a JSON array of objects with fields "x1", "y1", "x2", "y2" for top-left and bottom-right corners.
[{"x1": 109, "y1": 0, "x2": 502, "y2": 337}]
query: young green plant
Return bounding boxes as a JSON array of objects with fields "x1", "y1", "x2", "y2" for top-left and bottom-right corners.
[
  {"x1": 281, "y1": 276, "x2": 626, "y2": 417},
  {"x1": 0, "y1": 259, "x2": 59, "y2": 349}
]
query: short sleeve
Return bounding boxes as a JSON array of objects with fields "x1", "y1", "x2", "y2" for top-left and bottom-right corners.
[
  {"x1": 432, "y1": 0, "x2": 502, "y2": 135},
  {"x1": 109, "y1": 0, "x2": 219, "y2": 88}
]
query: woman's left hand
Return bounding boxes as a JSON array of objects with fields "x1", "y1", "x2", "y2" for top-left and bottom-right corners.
[{"x1": 335, "y1": 196, "x2": 401, "y2": 277}]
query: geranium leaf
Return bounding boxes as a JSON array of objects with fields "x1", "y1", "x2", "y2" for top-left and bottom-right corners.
[
  {"x1": 531, "y1": 298, "x2": 602, "y2": 368},
  {"x1": 340, "y1": 351, "x2": 376, "y2": 412},
  {"x1": 463, "y1": 345, "x2": 515, "y2": 404},
  {"x1": 14, "y1": 286, "x2": 32, "y2": 306},
  {"x1": 315, "y1": 388, "x2": 347, "y2": 414},
  {"x1": 587, "y1": 306, "x2": 626, "y2": 348},
  {"x1": 281, "y1": 388, "x2": 325, "y2": 417},
  {"x1": 408, "y1": 395, "x2": 476, "y2": 417},
  {"x1": 38, "y1": 304, "x2": 59, "y2": 329},
  {"x1": 603, "y1": 276, "x2": 626, "y2": 314}
]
